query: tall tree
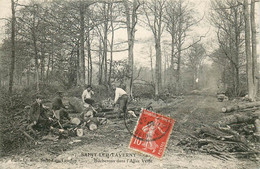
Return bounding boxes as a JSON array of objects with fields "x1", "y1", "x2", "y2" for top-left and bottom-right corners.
[
  {"x1": 210, "y1": 0, "x2": 244, "y2": 96},
  {"x1": 108, "y1": 2, "x2": 114, "y2": 85},
  {"x1": 143, "y1": 0, "x2": 166, "y2": 98},
  {"x1": 80, "y1": 1, "x2": 86, "y2": 86},
  {"x1": 124, "y1": 0, "x2": 140, "y2": 98},
  {"x1": 86, "y1": 5, "x2": 92, "y2": 85},
  {"x1": 186, "y1": 43, "x2": 206, "y2": 89},
  {"x1": 9, "y1": 0, "x2": 16, "y2": 94},
  {"x1": 243, "y1": 0, "x2": 253, "y2": 100},
  {"x1": 94, "y1": 2, "x2": 111, "y2": 85},
  {"x1": 164, "y1": 0, "x2": 197, "y2": 93},
  {"x1": 164, "y1": 0, "x2": 178, "y2": 85},
  {"x1": 250, "y1": 0, "x2": 258, "y2": 98},
  {"x1": 243, "y1": 0, "x2": 258, "y2": 101}
]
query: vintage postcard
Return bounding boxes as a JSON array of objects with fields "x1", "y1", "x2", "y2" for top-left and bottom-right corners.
[{"x1": 0, "y1": 0, "x2": 259, "y2": 168}]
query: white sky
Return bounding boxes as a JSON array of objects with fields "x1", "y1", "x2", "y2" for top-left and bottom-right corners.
[{"x1": 0, "y1": 0, "x2": 259, "y2": 68}]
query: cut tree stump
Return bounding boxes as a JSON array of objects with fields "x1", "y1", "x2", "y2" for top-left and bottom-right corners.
[
  {"x1": 87, "y1": 121, "x2": 98, "y2": 131},
  {"x1": 71, "y1": 117, "x2": 81, "y2": 125}
]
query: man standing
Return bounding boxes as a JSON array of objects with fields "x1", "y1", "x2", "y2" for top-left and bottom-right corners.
[
  {"x1": 112, "y1": 84, "x2": 128, "y2": 118},
  {"x1": 82, "y1": 85, "x2": 94, "y2": 108}
]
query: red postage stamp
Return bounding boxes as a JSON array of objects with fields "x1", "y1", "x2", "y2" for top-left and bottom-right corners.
[{"x1": 129, "y1": 109, "x2": 175, "y2": 158}]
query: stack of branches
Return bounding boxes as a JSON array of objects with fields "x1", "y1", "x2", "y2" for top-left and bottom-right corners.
[
  {"x1": 178, "y1": 113, "x2": 260, "y2": 160},
  {"x1": 0, "y1": 92, "x2": 34, "y2": 154}
]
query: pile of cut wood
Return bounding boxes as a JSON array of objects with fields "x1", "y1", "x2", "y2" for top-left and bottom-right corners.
[
  {"x1": 221, "y1": 101, "x2": 260, "y2": 113},
  {"x1": 68, "y1": 97, "x2": 141, "y2": 119},
  {"x1": 178, "y1": 110, "x2": 260, "y2": 160}
]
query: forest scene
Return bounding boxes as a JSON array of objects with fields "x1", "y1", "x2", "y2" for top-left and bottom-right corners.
[{"x1": 0, "y1": 0, "x2": 259, "y2": 168}]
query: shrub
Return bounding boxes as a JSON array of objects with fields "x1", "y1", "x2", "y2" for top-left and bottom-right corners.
[
  {"x1": 0, "y1": 89, "x2": 29, "y2": 156},
  {"x1": 0, "y1": 83, "x2": 65, "y2": 156},
  {"x1": 132, "y1": 84, "x2": 154, "y2": 99}
]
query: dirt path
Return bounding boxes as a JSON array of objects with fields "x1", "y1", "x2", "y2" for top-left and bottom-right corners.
[{"x1": 0, "y1": 95, "x2": 259, "y2": 169}]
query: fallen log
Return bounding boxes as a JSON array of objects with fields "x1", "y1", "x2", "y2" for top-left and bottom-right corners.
[
  {"x1": 68, "y1": 97, "x2": 85, "y2": 113},
  {"x1": 104, "y1": 114, "x2": 118, "y2": 119},
  {"x1": 240, "y1": 107, "x2": 259, "y2": 112},
  {"x1": 101, "y1": 108, "x2": 114, "y2": 112},
  {"x1": 213, "y1": 114, "x2": 257, "y2": 127},
  {"x1": 255, "y1": 119, "x2": 260, "y2": 136},
  {"x1": 103, "y1": 112, "x2": 138, "y2": 119},
  {"x1": 221, "y1": 105, "x2": 239, "y2": 113},
  {"x1": 199, "y1": 125, "x2": 243, "y2": 143},
  {"x1": 222, "y1": 101, "x2": 260, "y2": 113},
  {"x1": 95, "y1": 112, "x2": 106, "y2": 117}
]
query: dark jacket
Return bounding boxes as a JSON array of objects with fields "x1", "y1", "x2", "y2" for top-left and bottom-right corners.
[{"x1": 28, "y1": 101, "x2": 48, "y2": 124}]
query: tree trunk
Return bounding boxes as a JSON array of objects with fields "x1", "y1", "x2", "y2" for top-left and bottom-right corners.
[
  {"x1": 235, "y1": 66, "x2": 240, "y2": 95},
  {"x1": 40, "y1": 47, "x2": 45, "y2": 81},
  {"x1": 143, "y1": 0, "x2": 165, "y2": 98},
  {"x1": 176, "y1": 45, "x2": 181, "y2": 93},
  {"x1": 51, "y1": 41, "x2": 54, "y2": 80},
  {"x1": 9, "y1": 0, "x2": 16, "y2": 94},
  {"x1": 80, "y1": 2, "x2": 85, "y2": 86},
  {"x1": 32, "y1": 24, "x2": 39, "y2": 91},
  {"x1": 124, "y1": 0, "x2": 138, "y2": 98},
  {"x1": 46, "y1": 41, "x2": 51, "y2": 82},
  {"x1": 27, "y1": 65, "x2": 30, "y2": 86},
  {"x1": 103, "y1": 4, "x2": 109, "y2": 85},
  {"x1": 33, "y1": 37, "x2": 39, "y2": 91},
  {"x1": 76, "y1": 41, "x2": 81, "y2": 86},
  {"x1": 98, "y1": 39, "x2": 103, "y2": 85},
  {"x1": 108, "y1": 3, "x2": 114, "y2": 85},
  {"x1": 163, "y1": 48, "x2": 167, "y2": 86},
  {"x1": 155, "y1": 40, "x2": 162, "y2": 98},
  {"x1": 251, "y1": 0, "x2": 258, "y2": 97},
  {"x1": 150, "y1": 46, "x2": 154, "y2": 83},
  {"x1": 86, "y1": 5, "x2": 92, "y2": 85},
  {"x1": 243, "y1": 0, "x2": 254, "y2": 101},
  {"x1": 234, "y1": 7, "x2": 240, "y2": 96},
  {"x1": 170, "y1": 21, "x2": 175, "y2": 85}
]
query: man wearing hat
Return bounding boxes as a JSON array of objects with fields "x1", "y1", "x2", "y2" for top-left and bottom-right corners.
[{"x1": 82, "y1": 85, "x2": 94, "y2": 108}]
